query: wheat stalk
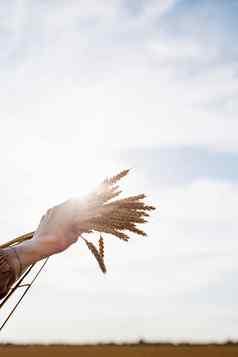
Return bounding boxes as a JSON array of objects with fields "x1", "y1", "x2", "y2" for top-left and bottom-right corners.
[
  {"x1": 82, "y1": 237, "x2": 106, "y2": 273},
  {"x1": 0, "y1": 169, "x2": 156, "y2": 272},
  {"x1": 99, "y1": 235, "x2": 104, "y2": 259}
]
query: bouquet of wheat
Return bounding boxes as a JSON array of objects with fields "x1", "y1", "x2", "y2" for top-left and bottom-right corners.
[{"x1": 0, "y1": 169, "x2": 155, "y2": 273}]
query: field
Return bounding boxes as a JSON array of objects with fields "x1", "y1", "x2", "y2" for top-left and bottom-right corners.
[{"x1": 0, "y1": 343, "x2": 238, "y2": 357}]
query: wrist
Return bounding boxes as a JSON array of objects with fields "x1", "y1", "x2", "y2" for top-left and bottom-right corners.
[
  {"x1": 15, "y1": 238, "x2": 47, "y2": 268},
  {"x1": 33, "y1": 232, "x2": 69, "y2": 256}
]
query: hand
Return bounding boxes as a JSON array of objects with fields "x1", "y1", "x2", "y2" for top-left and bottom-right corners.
[
  {"x1": 33, "y1": 198, "x2": 82, "y2": 255},
  {"x1": 15, "y1": 198, "x2": 83, "y2": 270}
]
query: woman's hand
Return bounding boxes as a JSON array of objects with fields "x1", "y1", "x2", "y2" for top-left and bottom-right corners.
[
  {"x1": 16, "y1": 198, "x2": 83, "y2": 270},
  {"x1": 33, "y1": 198, "x2": 82, "y2": 255}
]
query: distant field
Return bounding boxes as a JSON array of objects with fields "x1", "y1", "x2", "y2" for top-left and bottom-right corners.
[{"x1": 0, "y1": 343, "x2": 238, "y2": 357}]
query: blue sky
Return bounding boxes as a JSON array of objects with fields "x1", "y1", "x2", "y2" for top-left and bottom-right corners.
[{"x1": 0, "y1": 0, "x2": 238, "y2": 344}]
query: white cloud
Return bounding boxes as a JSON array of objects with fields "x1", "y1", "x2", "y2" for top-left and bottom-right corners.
[
  {"x1": 159, "y1": 179, "x2": 238, "y2": 222},
  {"x1": 0, "y1": 0, "x2": 237, "y2": 154}
]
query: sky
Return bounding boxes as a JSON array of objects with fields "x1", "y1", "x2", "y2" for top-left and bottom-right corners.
[{"x1": 0, "y1": 0, "x2": 238, "y2": 344}]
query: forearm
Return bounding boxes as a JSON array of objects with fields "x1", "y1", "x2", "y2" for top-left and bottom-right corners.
[
  {"x1": 0, "y1": 236, "x2": 54, "y2": 299},
  {"x1": 5, "y1": 230, "x2": 73, "y2": 275},
  {"x1": 14, "y1": 239, "x2": 48, "y2": 270}
]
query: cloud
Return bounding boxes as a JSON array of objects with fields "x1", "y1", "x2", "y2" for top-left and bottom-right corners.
[
  {"x1": 114, "y1": 146, "x2": 238, "y2": 187},
  {"x1": 0, "y1": 0, "x2": 237, "y2": 153}
]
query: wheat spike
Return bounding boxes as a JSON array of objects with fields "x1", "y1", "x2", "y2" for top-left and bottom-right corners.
[
  {"x1": 82, "y1": 237, "x2": 106, "y2": 273},
  {"x1": 125, "y1": 224, "x2": 147, "y2": 236},
  {"x1": 103, "y1": 169, "x2": 130, "y2": 185},
  {"x1": 89, "y1": 223, "x2": 130, "y2": 241},
  {"x1": 99, "y1": 235, "x2": 104, "y2": 258}
]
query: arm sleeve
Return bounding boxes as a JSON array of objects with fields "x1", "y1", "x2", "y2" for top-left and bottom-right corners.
[{"x1": 0, "y1": 249, "x2": 19, "y2": 300}]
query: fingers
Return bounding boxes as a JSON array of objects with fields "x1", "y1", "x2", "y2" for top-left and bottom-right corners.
[
  {"x1": 59, "y1": 198, "x2": 82, "y2": 211},
  {"x1": 55, "y1": 199, "x2": 83, "y2": 225},
  {"x1": 45, "y1": 198, "x2": 81, "y2": 216}
]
